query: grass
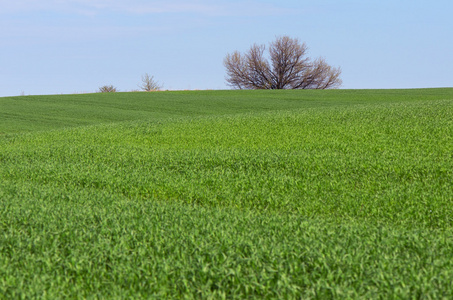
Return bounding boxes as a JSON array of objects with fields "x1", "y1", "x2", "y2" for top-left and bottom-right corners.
[
  {"x1": 1, "y1": 88, "x2": 453, "y2": 298},
  {"x1": 2, "y1": 88, "x2": 452, "y2": 133}
]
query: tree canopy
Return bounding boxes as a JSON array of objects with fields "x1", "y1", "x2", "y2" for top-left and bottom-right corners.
[{"x1": 224, "y1": 36, "x2": 342, "y2": 90}]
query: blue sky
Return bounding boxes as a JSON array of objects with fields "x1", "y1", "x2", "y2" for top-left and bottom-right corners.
[{"x1": 1, "y1": 0, "x2": 452, "y2": 96}]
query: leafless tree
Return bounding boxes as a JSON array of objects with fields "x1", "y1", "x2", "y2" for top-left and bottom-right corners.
[
  {"x1": 98, "y1": 85, "x2": 117, "y2": 93},
  {"x1": 224, "y1": 36, "x2": 342, "y2": 90},
  {"x1": 139, "y1": 73, "x2": 162, "y2": 91}
]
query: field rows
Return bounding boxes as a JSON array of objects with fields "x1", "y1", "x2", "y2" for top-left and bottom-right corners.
[{"x1": 1, "y1": 89, "x2": 453, "y2": 297}]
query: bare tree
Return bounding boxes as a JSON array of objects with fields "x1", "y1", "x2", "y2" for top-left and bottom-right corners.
[
  {"x1": 139, "y1": 73, "x2": 162, "y2": 91},
  {"x1": 224, "y1": 36, "x2": 342, "y2": 90},
  {"x1": 98, "y1": 85, "x2": 117, "y2": 93}
]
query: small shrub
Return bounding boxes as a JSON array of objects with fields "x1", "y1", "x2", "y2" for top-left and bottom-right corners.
[
  {"x1": 139, "y1": 73, "x2": 162, "y2": 91},
  {"x1": 98, "y1": 85, "x2": 117, "y2": 93}
]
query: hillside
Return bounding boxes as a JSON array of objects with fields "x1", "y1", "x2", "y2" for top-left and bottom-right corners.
[
  {"x1": 1, "y1": 89, "x2": 453, "y2": 298},
  {"x1": 2, "y1": 88, "x2": 452, "y2": 133}
]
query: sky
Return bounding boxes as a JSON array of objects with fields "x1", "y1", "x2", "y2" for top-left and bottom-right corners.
[{"x1": 0, "y1": 0, "x2": 452, "y2": 97}]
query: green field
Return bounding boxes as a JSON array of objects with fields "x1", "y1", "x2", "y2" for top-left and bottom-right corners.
[{"x1": 1, "y1": 89, "x2": 453, "y2": 298}]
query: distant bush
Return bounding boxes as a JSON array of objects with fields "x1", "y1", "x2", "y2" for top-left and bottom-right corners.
[
  {"x1": 139, "y1": 73, "x2": 162, "y2": 91},
  {"x1": 98, "y1": 85, "x2": 117, "y2": 93}
]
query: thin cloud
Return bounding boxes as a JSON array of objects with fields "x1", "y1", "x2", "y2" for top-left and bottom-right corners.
[
  {"x1": 0, "y1": 0, "x2": 296, "y2": 17},
  {"x1": 0, "y1": 0, "x2": 58, "y2": 13}
]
